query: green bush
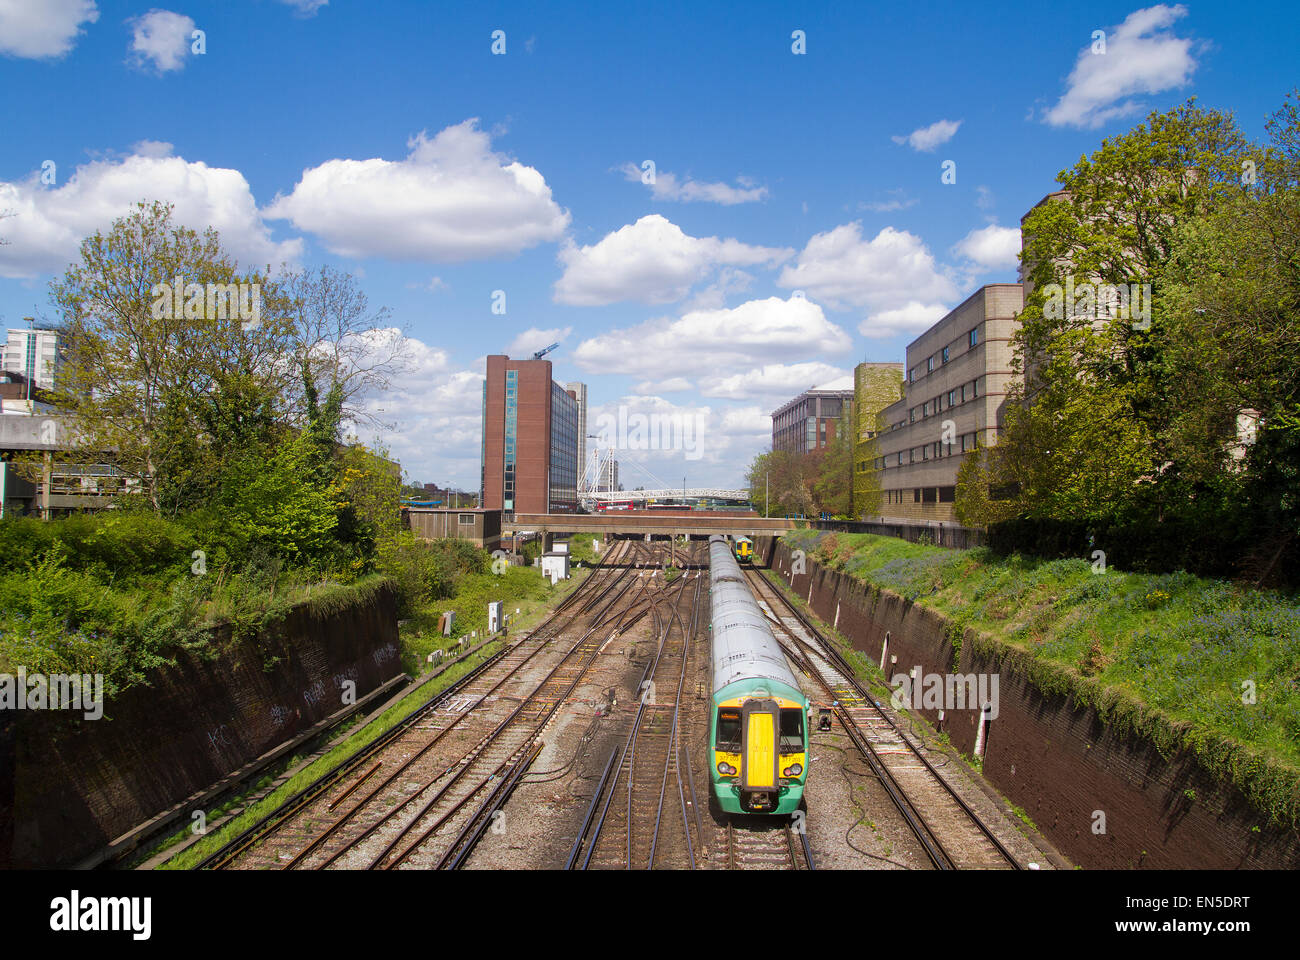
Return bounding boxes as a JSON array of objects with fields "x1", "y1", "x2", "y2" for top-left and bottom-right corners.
[{"x1": 0, "y1": 512, "x2": 196, "y2": 580}]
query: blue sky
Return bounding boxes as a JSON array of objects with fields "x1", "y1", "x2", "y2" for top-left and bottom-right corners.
[{"x1": 1, "y1": 0, "x2": 1296, "y2": 490}]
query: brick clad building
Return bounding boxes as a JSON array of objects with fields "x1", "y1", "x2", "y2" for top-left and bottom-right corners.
[{"x1": 480, "y1": 355, "x2": 578, "y2": 516}]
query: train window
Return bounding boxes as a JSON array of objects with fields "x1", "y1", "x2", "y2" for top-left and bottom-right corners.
[
  {"x1": 716, "y1": 711, "x2": 741, "y2": 751},
  {"x1": 779, "y1": 709, "x2": 804, "y2": 752}
]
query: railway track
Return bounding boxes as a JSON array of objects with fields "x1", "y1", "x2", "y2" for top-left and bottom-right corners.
[
  {"x1": 725, "y1": 816, "x2": 814, "y2": 870},
  {"x1": 205, "y1": 540, "x2": 655, "y2": 870},
  {"x1": 745, "y1": 568, "x2": 1022, "y2": 871},
  {"x1": 567, "y1": 542, "x2": 707, "y2": 870}
]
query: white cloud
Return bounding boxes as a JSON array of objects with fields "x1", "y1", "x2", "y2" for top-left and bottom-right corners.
[
  {"x1": 128, "y1": 9, "x2": 195, "y2": 73},
  {"x1": 859, "y1": 190, "x2": 917, "y2": 213},
  {"x1": 554, "y1": 214, "x2": 790, "y2": 306},
  {"x1": 777, "y1": 221, "x2": 959, "y2": 313},
  {"x1": 0, "y1": 149, "x2": 302, "y2": 279},
  {"x1": 586, "y1": 394, "x2": 739, "y2": 471},
  {"x1": 265, "y1": 119, "x2": 570, "y2": 262},
  {"x1": 345, "y1": 330, "x2": 485, "y2": 487},
  {"x1": 892, "y1": 119, "x2": 962, "y2": 152},
  {"x1": 698, "y1": 361, "x2": 852, "y2": 402},
  {"x1": 1044, "y1": 4, "x2": 1198, "y2": 129},
  {"x1": 952, "y1": 223, "x2": 1021, "y2": 270},
  {"x1": 506, "y1": 326, "x2": 572, "y2": 357},
  {"x1": 859, "y1": 302, "x2": 950, "y2": 339},
  {"x1": 405, "y1": 276, "x2": 448, "y2": 293},
  {"x1": 619, "y1": 163, "x2": 768, "y2": 205},
  {"x1": 278, "y1": 0, "x2": 328, "y2": 15},
  {"x1": 633, "y1": 377, "x2": 693, "y2": 394},
  {"x1": 0, "y1": 0, "x2": 98, "y2": 58},
  {"x1": 682, "y1": 266, "x2": 753, "y2": 311},
  {"x1": 130, "y1": 139, "x2": 175, "y2": 158},
  {"x1": 573, "y1": 296, "x2": 851, "y2": 381}
]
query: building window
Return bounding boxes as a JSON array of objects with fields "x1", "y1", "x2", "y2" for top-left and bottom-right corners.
[
  {"x1": 909, "y1": 407, "x2": 916, "y2": 423},
  {"x1": 948, "y1": 389, "x2": 956, "y2": 407},
  {"x1": 458, "y1": 513, "x2": 475, "y2": 525},
  {"x1": 972, "y1": 378, "x2": 980, "y2": 398},
  {"x1": 897, "y1": 452, "x2": 904, "y2": 466},
  {"x1": 927, "y1": 356, "x2": 935, "y2": 373},
  {"x1": 969, "y1": 327, "x2": 979, "y2": 348},
  {"x1": 942, "y1": 346, "x2": 950, "y2": 364}
]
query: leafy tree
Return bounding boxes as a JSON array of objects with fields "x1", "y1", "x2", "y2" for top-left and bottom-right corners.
[
  {"x1": 197, "y1": 433, "x2": 343, "y2": 568},
  {"x1": 812, "y1": 421, "x2": 854, "y2": 517},
  {"x1": 47, "y1": 201, "x2": 297, "y2": 513},
  {"x1": 960, "y1": 101, "x2": 1257, "y2": 525},
  {"x1": 1158, "y1": 93, "x2": 1300, "y2": 561}
]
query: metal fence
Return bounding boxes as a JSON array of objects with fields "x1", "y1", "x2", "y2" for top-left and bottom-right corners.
[{"x1": 809, "y1": 517, "x2": 987, "y2": 550}]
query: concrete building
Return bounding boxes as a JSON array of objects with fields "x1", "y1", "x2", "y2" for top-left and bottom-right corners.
[
  {"x1": 481, "y1": 355, "x2": 579, "y2": 517},
  {"x1": 2, "y1": 328, "x2": 62, "y2": 391},
  {"x1": 871, "y1": 284, "x2": 1024, "y2": 523},
  {"x1": 1, "y1": 371, "x2": 55, "y2": 416},
  {"x1": 771, "y1": 386, "x2": 855, "y2": 454},
  {"x1": 851, "y1": 362, "x2": 905, "y2": 512},
  {"x1": 564, "y1": 381, "x2": 587, "y2": 488},
  {"x1": 0, "y1": 413, "x2": 127, "y2": 518},
  {"x1": 595, "y1": 457, "x2": 620, "y2": 493}
]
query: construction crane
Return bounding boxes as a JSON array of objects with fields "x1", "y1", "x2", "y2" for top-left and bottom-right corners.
[{"x1": 532, "y1": 342, "x2": 559, "y2": 360}]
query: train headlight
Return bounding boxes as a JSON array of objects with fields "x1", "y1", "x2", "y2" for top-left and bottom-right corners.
[
  {"x1": 782, "y1": 763, "x2": 803, "y2": 777},
  {"x1": 716, "y1": 762, "x2": 736, "y2": 776}
]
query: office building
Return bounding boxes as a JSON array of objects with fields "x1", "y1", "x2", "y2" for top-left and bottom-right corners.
[
  {"x1": 564, "y1": 381, "x2": 588, "y2": 489},
  {"x1": 595, "y1": 458, "x2": 620, "y2": 493},
  {"x1": 2, "y1": 328, "x2": 62, "y2": 391},
  {"x1": 871, "y1": 284, "x2": 1024, "y2": 523},
  {"x1": 771, "y1": 385, "x2": 855, "y2": 454},
  {"x1": 481, "y1": 355, "x2": 579, "y2": 516}
]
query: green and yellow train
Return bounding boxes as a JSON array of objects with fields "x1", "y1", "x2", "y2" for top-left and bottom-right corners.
[
  {"x1": 732, "y1": 536, "x2": 754, "y2": 563},
  {"x1": 707, "y1": 535, "x2": 808, "y2": 815}
]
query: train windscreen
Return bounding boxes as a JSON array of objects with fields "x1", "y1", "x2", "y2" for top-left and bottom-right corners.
[
  {"x1": 716, "y1": 710, "x2": 741, "y2": 751},
  {"x1": 780, "y1": 708, "x2": 804, "y2": 752}
]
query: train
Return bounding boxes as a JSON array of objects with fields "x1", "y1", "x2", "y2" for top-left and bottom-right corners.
[
  {"x1": 707, "y1": 535, "x2": 809, "y2": 815},
  {"x1": 733, "y1": 536, "x2": 754, "y2": 563}
]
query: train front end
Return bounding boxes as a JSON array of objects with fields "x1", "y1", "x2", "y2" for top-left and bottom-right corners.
[{"x1": 710, "y1": 681, "x2": 808, "y2": 815}]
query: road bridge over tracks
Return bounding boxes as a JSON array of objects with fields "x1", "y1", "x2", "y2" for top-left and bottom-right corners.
[{"x1": 503, "y1": 512, "x2": 795, "y2": 539}]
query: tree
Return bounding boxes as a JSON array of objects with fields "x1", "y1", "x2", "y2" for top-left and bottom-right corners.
[
  {"x1": 812, "y1": 422, "x2": 853, "y2": 517},
  {"x1": 278, "y1": 264, "x2": 409, "y2": 428},
  {"x1": 1158, "y1": 93, "x2": 1300, "y2": 554},
  {"x1": 198, "y1": 433, "x2": 344, "y2": 568},
  {"x1": 47, "y1": 201, "x2": 297, "y2": 513},
  {"x1": 746, "y1": 448, "x2": 821, "y2": 517},
  {"x1": 959, "y1": 101, "x2": 1257, "y2": 525}
]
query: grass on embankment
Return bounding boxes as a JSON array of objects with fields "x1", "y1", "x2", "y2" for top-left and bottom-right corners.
[
  {"x1": 782, "y1": 528, "x2": 1300, "y2": 828},
  {"x1": 396, "y1": 539, "x2": 599, "y2": 675}
]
